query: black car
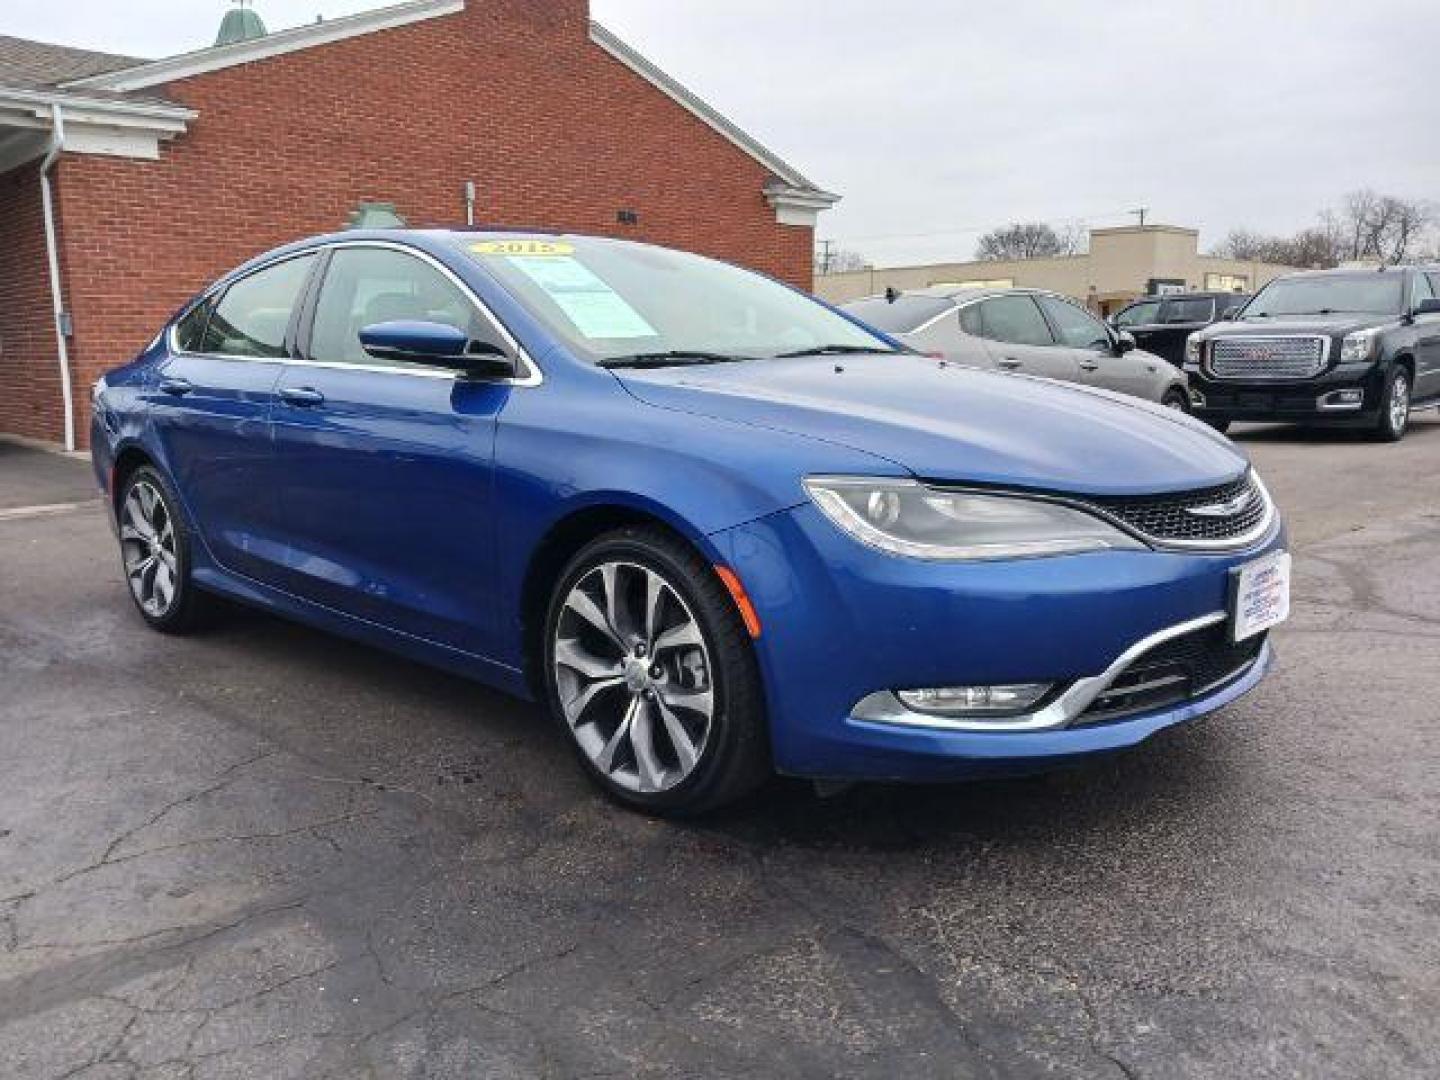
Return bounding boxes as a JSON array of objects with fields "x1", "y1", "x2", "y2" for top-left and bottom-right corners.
[
  {"x1": 1110, "y1": 291, "x2": 1250, "y2": 366},
  {"x1": 1185, "y1": 266, "x2": 1440, "y2": 441}
]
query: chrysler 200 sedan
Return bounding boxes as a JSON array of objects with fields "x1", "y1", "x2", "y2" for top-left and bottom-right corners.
[{"x1": 91, "y1": 231, "x2": 1290, "y2": 813}]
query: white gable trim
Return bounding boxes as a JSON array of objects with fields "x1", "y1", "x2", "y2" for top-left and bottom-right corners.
[
  {"x1": 63, "y1": 0, "x2": 464, "y2": 93},
  {"x1": 0, "y1": 87, "x2": 194, "y2": 169},
  {"x1": 589, "y1": 20, "x2": 839, "y2": 223}
]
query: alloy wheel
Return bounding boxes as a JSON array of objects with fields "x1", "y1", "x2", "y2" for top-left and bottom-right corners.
[
  {"x1": 120, "y1": 480, "x2": 179, "y2": 617},
  {"x1": 552, "y1": 560, "x2": 714, "y2": 793},
  {"x1": 1389, "y1": 372, "x2": 1410, "y2": 434}
]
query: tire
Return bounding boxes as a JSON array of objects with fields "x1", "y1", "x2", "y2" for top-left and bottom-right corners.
[
  {"x1": 1161, "y1": 387, "x2": 1191, "y2": 413},
  {"x1": 541, "y1": 526, "x2": 770, "y2": 815},
  {"x1": 1203, "y1": 417, "x2": 1231, "y2": 434},
  {"x1": 116, "y1": 465, "x2": 212, "y2": 633},
  {"x1": 1372, "y1": 366, "x2": 1411, "y2": 442}
]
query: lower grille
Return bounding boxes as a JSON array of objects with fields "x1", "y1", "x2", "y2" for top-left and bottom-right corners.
[
  {"x1": 1075, "y1": 622, "x2": 1267, "y2": 725},
  {"x1": 1208, "y1": 336, "x2": 1327, "y2": 380}
]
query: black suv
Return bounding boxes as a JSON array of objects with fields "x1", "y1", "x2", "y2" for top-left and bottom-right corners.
[
  {"x1": 1185, "y1": 266, "x2": 1440, "y2": 441},
  {"x1": 1111, "y1": 291, "x2": 1249, "y2": 366}
]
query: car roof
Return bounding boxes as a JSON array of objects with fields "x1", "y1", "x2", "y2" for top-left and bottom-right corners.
[{"x1": 1271, "y1": 265, "x2": 1414, "y2": 282}]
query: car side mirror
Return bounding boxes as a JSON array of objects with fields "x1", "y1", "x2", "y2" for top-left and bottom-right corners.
[
  {"x1": 1413, "y1": 298, "x2": 1440, "y2": 317},
  {"x1": 359, "y1": 320, "x2": 515, "y2": 377},
  {"x1": 1114, "y1": 330, "x2": 1137, "y2": 355}
]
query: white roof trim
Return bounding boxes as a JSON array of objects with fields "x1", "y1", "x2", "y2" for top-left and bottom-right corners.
[
  {"x1": 589, "y1": 20, "x2": 838, "y2": 205},
  {"x1": 62, "y1": 0, "x2": 464, "y2": 93},
  {"x1": 0, "y1": 85, "x2": 195, "y2": 125}
]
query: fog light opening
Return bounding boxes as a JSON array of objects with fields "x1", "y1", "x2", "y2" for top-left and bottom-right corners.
[
  {"x1": 1319, "y1": 388, "x2": 1364, "y2": 411},
  {"x1": 896, "y1": 683, "x2": 1051, "y2": 718}
]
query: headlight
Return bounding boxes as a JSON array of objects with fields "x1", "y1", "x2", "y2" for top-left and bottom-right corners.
[
  {"x1": 1339, "y1": 331, "x2": 1378, "y2": 363},
  {"x1": 1185, "y1": 336, "x2": 1201, "y2": 366},
  {"x1": 803, "y1": 477, "x2": 1145, "y2": 561}
]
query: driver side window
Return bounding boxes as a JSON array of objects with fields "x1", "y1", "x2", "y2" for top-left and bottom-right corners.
[
  {"x1": 1036, "y1": 294, "x2": 1110, "y2": 350},
  {"x1": 308, "y1": 247, "x2": 492, "y2": 367},
  {"x1": 1115, "y1": 300, "x2": 1160, "y2": 328}
]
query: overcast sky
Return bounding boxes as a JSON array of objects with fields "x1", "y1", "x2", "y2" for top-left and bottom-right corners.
[{"x1": 8, "y1": 0, "x2": 1437, "y2": 266}]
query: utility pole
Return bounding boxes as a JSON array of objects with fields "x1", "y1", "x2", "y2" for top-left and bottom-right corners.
[
  {"x1": 1130, "y1": 207, "x2": 1149, "y2": 229},
  {"x1": 817, "y1": 239, "x2": 835, "y2": 276}
]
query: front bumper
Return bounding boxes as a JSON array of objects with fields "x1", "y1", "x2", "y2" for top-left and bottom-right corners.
[
  {"x1": 710, "y1": 502, "x2": 1286, "y2": 782},
  {"x1": 1185, "y1": 360, "x2": 1384, "y2": 426}
]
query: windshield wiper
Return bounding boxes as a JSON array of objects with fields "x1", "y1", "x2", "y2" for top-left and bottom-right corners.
[
  {"x1": 597, "y1": 350, "x2": 746, "y2": 369},
  {"x1": 773, "y1": 344, "x2": 900, "y2": 358}
]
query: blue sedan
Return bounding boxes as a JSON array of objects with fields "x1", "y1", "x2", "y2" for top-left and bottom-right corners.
[{"x1": 90, "y1": 231, "x2": 1290, "y2": 813}]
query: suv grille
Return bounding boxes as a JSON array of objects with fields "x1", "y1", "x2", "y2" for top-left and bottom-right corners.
[
  {"x1": 1086, "y1": 473, "x2": 1270, "y2": 547},
  {"x1": 1209, "y1": 336, "x2": 1327, "y2": 380},
  {"x1": 1076, "y1": 622, "x2": 1267, "y2": 726}
]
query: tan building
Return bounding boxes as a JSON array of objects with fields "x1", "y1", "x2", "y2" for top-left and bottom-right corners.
[{"x1": 817, "y1": 224, "x2": 1300, "y2": 316}]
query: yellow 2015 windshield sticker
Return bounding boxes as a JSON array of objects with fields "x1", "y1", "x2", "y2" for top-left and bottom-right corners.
[{"x1": 470, "y1": 239, "x2": 574, "y2": 257}]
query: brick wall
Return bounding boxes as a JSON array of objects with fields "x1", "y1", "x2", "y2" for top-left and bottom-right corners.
[
  {"x1": 0, "y1": 166, "x2": 66, "y2": 443},
  {"x1": 42, "y1": 0, "x2": 815, "y2": 447}
]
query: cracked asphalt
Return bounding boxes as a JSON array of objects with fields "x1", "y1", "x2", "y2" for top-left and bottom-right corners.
[{"x1": 1, "y1": 419, "x2": 1438, "y2": 1079}]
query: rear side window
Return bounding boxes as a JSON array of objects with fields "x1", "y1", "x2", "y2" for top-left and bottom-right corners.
[
  {"x1": 978, "y1": 296, "x2": 1053, "y2": 346},
  {"x1": 203, "y1": 254, "x2": 316, "y2": 358},
  {"x1": 1428, "y1": 273, "x2": 1440, "y2": 298},
  {"x1": 843, "y1": 295, "x2": 954, "y2": 333},
  {"x1": 1160, "y1": 298, "x2": 1216, "y2": 323},
  {"x1": 959, "y1": 303, "x2": 983, "y2": 336}
]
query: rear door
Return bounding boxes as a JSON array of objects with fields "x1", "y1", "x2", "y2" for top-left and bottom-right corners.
[
  {"x1": 972, "y1": 294, "x2": 1076, "y2": 381},
  {"x1": 267, "y1": 243, "x2": 519, "y2": 656},
  {"x1": 147, "y1": 252, "x2": 318, "y2": 585}
]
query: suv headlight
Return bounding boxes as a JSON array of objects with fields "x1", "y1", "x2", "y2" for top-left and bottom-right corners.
[
  {"x1": 1184, "y1": 336, "x2": 1202, "y2": 366},
  {"x1": 1339, "y1": 331, "x2": 1379, "y2": 363},
  {"x1": 803, "y1": 477, "x2": 1145, "y2": 561}
]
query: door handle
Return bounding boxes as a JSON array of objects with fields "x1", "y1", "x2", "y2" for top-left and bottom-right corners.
[
  {"x1": 279, "y1": 386, "x2": 325, "y2": 407},
  {"x1": 997, "y1": 357, "x2": 1022, "y2": 369},
  {"x1": 159, "y1": 377, "x2": 193, "y2": 396},
  {"x1": 1079, "y1": 360, "x2": 1101, "y2": 371}
]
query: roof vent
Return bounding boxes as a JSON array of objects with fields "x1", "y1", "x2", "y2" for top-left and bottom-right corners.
[{"x1": 216, "y1": 1, "x2": 268, "y2": 47}]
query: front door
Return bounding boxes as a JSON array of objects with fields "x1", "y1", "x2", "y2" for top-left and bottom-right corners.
[
  {"x1": 1037, "y1": 293, "x2": 1157, "y2": 399},
  {"x1": 267, "y1": 244, "x2": 516, "y2": 656},
  {"x1": 146, "y1": 252, "x2": 317, "y2": 585}
]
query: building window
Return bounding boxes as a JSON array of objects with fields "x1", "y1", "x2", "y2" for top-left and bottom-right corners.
[{"x1": 1205, "y1": 272, "x2": 1249, "y2": 292}]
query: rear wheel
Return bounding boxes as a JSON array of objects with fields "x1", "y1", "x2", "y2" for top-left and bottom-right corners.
[
  {"x1": 1372, "y1": 367, "x2": 1410, "y2": 442},
  {"x1": 542, "y1": 527, "x2": 770, "y2": 815},
  {"x1": 117, "y1": 466, "x2": 211, "y2": 633}
]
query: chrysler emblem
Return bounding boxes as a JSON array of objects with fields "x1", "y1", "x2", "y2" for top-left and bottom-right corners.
[{"x1": 1186, "y1": 492, "x2": 1254, "y2": 518}]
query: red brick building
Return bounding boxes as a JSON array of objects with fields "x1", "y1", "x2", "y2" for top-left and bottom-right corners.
[{"x1": 0, "y1": 0, "x2": 837, "y2": 449}]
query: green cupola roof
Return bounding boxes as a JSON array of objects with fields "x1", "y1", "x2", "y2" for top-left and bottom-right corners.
[{"x1": 215, "y1": 2, "x2": 267, "y2": 47}]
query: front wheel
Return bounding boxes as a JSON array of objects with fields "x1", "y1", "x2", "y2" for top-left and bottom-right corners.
[
  {"x1": 542, "y1": 527, "x2": 770, "y2": 815},
  {"x1": 1372, "y1": 367, "x2": 1410, "y2": 442},
  {"x1": 1161, "y1": 387, "x2": 1191, "y2": 413}
]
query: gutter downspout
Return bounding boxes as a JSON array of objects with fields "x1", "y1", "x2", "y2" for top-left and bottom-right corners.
[{"x1": 39, "y1": 103, "x2": 75, "y2": 452}]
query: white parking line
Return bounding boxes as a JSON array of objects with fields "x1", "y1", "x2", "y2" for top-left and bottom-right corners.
[{"x1": 0, "y1": 500, "x2": 100, "y2": 522}]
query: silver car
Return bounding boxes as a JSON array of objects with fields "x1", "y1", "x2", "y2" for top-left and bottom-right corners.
[{"x1": 842, "y1": 287, "x2": 1191, "y2": 410}]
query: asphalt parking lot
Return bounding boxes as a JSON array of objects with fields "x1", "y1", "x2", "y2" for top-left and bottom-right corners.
[{"x1": 2, "y1": 420, "x2": 1438, "y2": 1079}]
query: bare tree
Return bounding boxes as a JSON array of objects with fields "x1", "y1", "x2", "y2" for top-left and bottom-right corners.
[
  {"x1": 828, "y1": 248, "x2": 870, "y2": 274},
  {"x1": 975, "y1": 221, "x2": 1076, "y2": 261},
  {"x1": 1213, "y1": 190, "x2": 1434, "y2": 268}
]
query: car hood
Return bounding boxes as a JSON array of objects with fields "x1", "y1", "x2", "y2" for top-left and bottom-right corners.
[
  {"x1": 1201, "y1": 313, "x2": 1394, "y2": 338},
  {"x1": 613, "y1": 355, "x2": 1247, "y2": 496}
]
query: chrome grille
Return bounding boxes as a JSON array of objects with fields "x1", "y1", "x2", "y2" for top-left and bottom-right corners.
[
  {"x1": 1208, "y1": 336, "x2": 1327, "y2": 380},
  {"x1": 1085, "y1": 472, "x2": 1271, "y2": 547}
]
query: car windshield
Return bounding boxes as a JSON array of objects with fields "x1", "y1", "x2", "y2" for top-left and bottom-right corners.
[
  {"x1": 458, "y1": 236, "x2": 897, "y2": 363},
  {"x1": 1243, "y1": 275, "x2": 1404, "y2": 318},
  {"x1": 842, "y1": 295, "x2": 955, "y2": 333}
]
